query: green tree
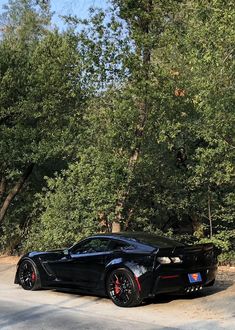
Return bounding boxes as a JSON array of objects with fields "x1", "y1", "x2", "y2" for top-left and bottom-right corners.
[
  {"x1": 0, "y1": 1, "x2": 85, "y2": 251},
  {"x1": 0, "y1": 0, "x2": 51, "y2": 41},
  {"x1": 157, "y1": 0, "x2": 235, "y2": 237},
  {"x1": 24, "y1": 0, "x2": 234, "y2": 255}
]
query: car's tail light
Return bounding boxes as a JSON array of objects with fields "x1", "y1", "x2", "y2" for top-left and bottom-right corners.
[
  {"x1": 157, "y1": 257, "x2": 171, "y2": 264},
  {"x1": 157, "y1": 256, "x2": 182, "y2": 264},
  {"x1": 171, "y1": 257, "x2": 182, "y2": 264}
]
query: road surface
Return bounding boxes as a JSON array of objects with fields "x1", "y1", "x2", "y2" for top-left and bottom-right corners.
[{"x1": 0, "y1": 263, "x2": 234, "y2": 330}]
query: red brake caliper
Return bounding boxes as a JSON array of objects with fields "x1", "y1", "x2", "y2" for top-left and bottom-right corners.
[
  {"x1": 114, "y1": 277, "x2": 121, "y2": 295},
  {"x1": 31, "y1": 272, "x2": 36, "y2": 282}
]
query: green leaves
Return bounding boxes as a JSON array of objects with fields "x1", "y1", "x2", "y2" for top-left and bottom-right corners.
[
  {"x1": 0, "y1": 1, "x2": 234, "y2": 259},
  {"x1": 0, "y1": 0, "x2": 51, "y2": 42},
  {"x1": 0, "y1": 1, "x2": 86, "y2": 249},
  {"x1": 25, "y1": 0, "x2": 234, "y2": 251}
]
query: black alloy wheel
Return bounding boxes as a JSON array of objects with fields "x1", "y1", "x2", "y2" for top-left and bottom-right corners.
[
  {"x1": 107, "y1": 268, "x2": 142, "y2": 307},
  {"x1": 18, "y1": 259, "x2": 41, "y2": 291}
]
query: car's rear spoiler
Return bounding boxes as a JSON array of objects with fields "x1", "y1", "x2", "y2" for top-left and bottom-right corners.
[{"x1": 153, "y1": 243, "x2": 217, "y2": 256}]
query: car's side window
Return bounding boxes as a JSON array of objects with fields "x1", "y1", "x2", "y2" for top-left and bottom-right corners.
[
  {"x1": 72, "y1": 238, "x2": 110, "y2": 254},
  {"x1": 108, "y1": 240, "x2": 133, "y2": 251}
]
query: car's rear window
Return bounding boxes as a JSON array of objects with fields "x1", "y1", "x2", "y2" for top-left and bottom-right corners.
[{"x1": 120, "y1": 233, "x2": 185, "y2": 248}]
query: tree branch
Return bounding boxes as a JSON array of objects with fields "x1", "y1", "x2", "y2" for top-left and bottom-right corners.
[{"x1": 0, "y1": 164, "x2": 35, "y2": 223}]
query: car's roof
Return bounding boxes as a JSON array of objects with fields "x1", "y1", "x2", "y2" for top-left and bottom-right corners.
[{"x1": 90, "y1": 232, "x2": 184, "y2": 249}]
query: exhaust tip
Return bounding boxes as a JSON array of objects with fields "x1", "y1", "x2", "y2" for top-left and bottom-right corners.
[{"x1": 185, "y1": 285, "x2": 203, "y2": 293}]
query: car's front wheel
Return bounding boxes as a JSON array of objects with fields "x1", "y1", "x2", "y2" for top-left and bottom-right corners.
[
  {"x1": 106, "y1": 268, "x2": 142, "y2": 307},
  {"x1": 18, "y1": 259, "x2": 41, "y2": 291}
]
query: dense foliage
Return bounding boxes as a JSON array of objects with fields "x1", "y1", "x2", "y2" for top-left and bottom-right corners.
[{"x1": 0, "y1": 0, "x2": 234, "y2": 263}]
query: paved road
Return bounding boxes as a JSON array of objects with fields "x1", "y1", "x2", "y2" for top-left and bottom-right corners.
[{"x1": 0, "y1": 264, "x2": 235, "y2": 330}]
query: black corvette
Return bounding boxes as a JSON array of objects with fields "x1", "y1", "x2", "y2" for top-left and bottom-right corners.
[{"x1": 15, "y1": 232, "x2": 218, "y2": 307}]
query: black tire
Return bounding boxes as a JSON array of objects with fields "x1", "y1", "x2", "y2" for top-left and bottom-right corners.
[
  {"x1": 106, "y1": 268, "x2": 142, "y2": 307},
  {"x1": 205, "y1": 279, "x2": 215, "y2": 287},
  {"x1": 18, "y1": 259, "x2": 41, "y2": 291}
]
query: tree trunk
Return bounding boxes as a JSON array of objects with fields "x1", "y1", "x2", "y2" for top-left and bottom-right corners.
[
  {"x1": 112, "y1": 1, "x2": 153, "y2": 233},
  {"x1": 191, "y1": 214, "x2": 204, "y2": 238},
  {"x1": 0, "y1": 163, "x2": 34, "y2": 223},
  {"x1": 0, "y1": 177, "x2": 6, "y2": 198},
  {"x1": 191, "y1": 214, "x2": 200, "y2": 233},
  {"x1": 208, "y1": 186, "x2": 213, "y2": 238},
  {"x1": 112, "y1": 221, "x2": 121, "y2": 233}
]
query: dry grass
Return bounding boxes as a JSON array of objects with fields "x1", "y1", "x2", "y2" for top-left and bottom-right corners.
[{"x1": 0, "y1": 255, "x2": 20, "y2": 264}]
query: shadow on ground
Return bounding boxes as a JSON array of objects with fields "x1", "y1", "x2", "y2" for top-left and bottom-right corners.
[
  {"x1": 51, "y1": 276, "x2": 234, "y2": 308},
  {"x1": 144, "y1": 278, "x2": 234, "y2": 306}
]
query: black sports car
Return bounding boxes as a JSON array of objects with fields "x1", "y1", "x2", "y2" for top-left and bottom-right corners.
[{"x1": 15, "y1": 232, "x2": 218, "y2": 307}]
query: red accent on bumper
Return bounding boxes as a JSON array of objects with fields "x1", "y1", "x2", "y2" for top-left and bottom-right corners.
[{"x1": 160, "y1": 275, "x2": 179, "y2": 279}]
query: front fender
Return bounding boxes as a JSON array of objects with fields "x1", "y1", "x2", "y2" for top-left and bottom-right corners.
[
  {"x1": 14, "y1": 256, "x2": 46, "y2": 286},
  {"x1": 14, "y1": 256, "x2": 38, "y2": 284},
  {"x1": 14, "y1": 255, "x2": 29, "y2": 284}
]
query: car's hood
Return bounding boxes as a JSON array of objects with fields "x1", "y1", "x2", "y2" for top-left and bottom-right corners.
[{"x1": 22, "y1": 249, "x2": 65, "y2": 260}]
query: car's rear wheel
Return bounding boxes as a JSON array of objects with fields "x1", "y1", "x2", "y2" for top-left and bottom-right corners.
[
  {"x1": 106, "y1": 268, "x2": 142, "y2": 307},
  {"x1": 18, "y1": 259, "x2": 41, "y2": 291}
]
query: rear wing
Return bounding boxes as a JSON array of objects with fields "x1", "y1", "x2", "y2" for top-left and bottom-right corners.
[
  {"x1": 154, "y1": 242, "x2": 214, "y2": 254},
  {"x1": 153, "y1": 243, "x2": 218, "y2": 267}
]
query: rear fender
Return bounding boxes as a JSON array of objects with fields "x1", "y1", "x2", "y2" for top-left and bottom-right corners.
[
  {"x1": 105, "y1": 258, "x2": 149, "y2": 277},
  {"x1": 104, "y1": 257, "x2": 153, "y2": 299}
]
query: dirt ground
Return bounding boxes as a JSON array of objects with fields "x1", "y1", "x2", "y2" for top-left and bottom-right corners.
[
  {"x1": 0, "y1": 255, "x2": 20, "y2": 264},
  {"x1": 217, "y1": 266, "x2": 235, "y2": 284}
]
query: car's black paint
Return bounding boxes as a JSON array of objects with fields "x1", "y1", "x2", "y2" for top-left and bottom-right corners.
[{"x1": 15, "y1": 233, "x2": 218, "y2": 306}]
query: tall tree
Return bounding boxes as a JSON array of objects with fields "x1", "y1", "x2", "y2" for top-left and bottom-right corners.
[
  {"x1": 0, "y1": 1, "x2": 83, "y2": 231},
  {"x1": 24, "y1": 0, "x2": 234, "y2": 253},
  {"x1": 0, "y1": 0, "x2": 51, "y2": 41},
  {"x1": 109, "y1": 0, "x2": 153, "y2": 232},
  {"x1": 110, "y1": 0, "x2": 186, "y2": 232}
]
